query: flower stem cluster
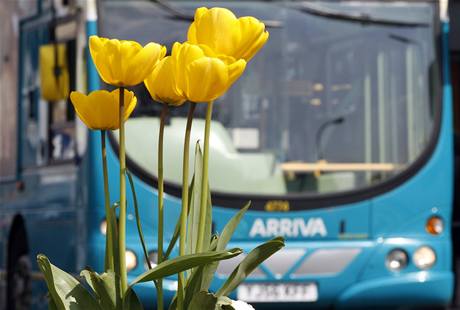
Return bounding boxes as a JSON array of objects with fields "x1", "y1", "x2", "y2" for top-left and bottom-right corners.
[{"x1": 38, "y1": 7, "x2": 282, "y2": 310}]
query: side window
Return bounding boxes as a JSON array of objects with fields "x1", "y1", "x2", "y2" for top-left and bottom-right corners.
[
  {"x1": 39, "y1": 39, "x2": 77, "y2": 164},
  {"x1": 18, "y1": 18, "x2": 77, "y2": 170}
]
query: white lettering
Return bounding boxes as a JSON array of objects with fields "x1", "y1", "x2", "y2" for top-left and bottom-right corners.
[
  {"x1": 279, "y1": 218, "x2": 292, "y2": 237},
  {"x1": 266, "y1": 218, "x2": 279, "y2": 236},
  {"x1": 311, "y1": 218, "x2": 327, "y2": 237},
  {"x1": 249, "y1": 218, "x2": 266, "y2": 237},
  {"x1": 249, "y1": 218, "x2": 328, "y2": 238}
]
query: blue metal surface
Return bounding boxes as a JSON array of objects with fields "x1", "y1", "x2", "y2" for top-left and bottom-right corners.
[{"x1": 86, "y1": 20, "x2": 454, "y2": 308}]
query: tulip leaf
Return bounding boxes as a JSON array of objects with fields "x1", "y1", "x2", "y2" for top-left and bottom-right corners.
[
  {"x1": 164, "y1": 176, "x2": 195, "y2": 260},
  {"x1": 80, "y1": 269, "x2": 116, "y2": 310},
  {"x1": 126, "y1": 170, "x2": 151, "y2": 269},
  {"x1": 130, "y1": 248, "x2": 242, "y2": 286},
  {"x1": 48, "y1": 298, "x2": 58, "y2": 310},
  {"x1": 216, "y1": 237, "x2": 285, "y2": 297},
  {"x1": 202, "y1": 183, "x2": 213, "y2": 253},
  {"x1": 187, "y1": 142, "x2": 203, "y2": 256},
  {"x1": 108, "y1": 202, "x2": 120, "y2": 303},
  {"x1": 183, "y1": 235, "x2": 218, "y2": 308},
  {"x1": 188, "y1": 291, "x2": 217, "y2": 310},
  {"x1": 37, "y1": 254, "x2": 101, "y2": 310},
  {"x1": 123, "y1": 288, "x2": 144, "y2": 310},
  {"x1": 201, "y1": 202, "x2": 250, "y2": 291}
]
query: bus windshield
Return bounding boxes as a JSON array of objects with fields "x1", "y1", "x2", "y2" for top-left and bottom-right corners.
[{"x1": 101, "y1": 1, "x2": 439, "y2": 196}]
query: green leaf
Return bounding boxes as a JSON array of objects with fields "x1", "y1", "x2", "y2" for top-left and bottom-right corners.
[
  {"x1": 188, "y1": 291, "x2": 217, "y2": 310},
  {"x1": 108, "y1": 203, "x2": 120, "y2": 305},
  {"x1": 80, "y1": 269, "x2": 116, "y2": 309},
  {"x1": 123, "y1": 288, "x2": 144, "y2": 310},
  {"x1": 187, "y1": 142, "x2": 203, "y2": 256},
  {"x1": 201, "y1": 202, "x2": 251, "y2": 291},
  {"x1": 164, "y1": 176, "x2": 195, "y2": 260},
  {"x1": 126, "y1": 170, "x2": 151, "y2": 269},
  {"x1": 217, "y1": 202, "x2": 250, "y2": 252},
  {"x1": 183, "y1": 235, "x2": 219, "y2": 307},
  {"x1": 37, "y1": 254, "x2": 101, "y2": 310},
  {"x1": 216, "y1": 237, "x2": 285, "y2": 297},
  {"x1": 48, "y1": 298, "x2": 58, "y2": 310},
  {"x1": 202, "y1": 184, "x2": 213, "y2": 253},
  {"x1": 130, "y1": 248, "x2": 242, "y2": 286}
]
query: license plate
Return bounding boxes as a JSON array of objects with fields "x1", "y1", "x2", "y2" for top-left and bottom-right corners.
[{"x1": 237, "y1": 283, "x2": 318, "y2": 303}]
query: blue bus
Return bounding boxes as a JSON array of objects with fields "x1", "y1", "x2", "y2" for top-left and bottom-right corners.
[{"x1": 1, "y1": 0, "x2": 460, "y2": 309}]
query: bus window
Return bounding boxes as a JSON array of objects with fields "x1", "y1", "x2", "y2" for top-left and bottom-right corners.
[
  {"x1": 101, "y1": 1, "x2": 437, "y2": 197},
  {"x1": 40, "y1": 40, "x2": 77, "y2": 164},
  {"x1": 18, "y1": 17, "x2": 77, "y2": 169}
]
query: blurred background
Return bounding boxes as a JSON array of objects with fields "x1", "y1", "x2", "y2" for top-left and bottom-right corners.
[{"x1": 1, "y1": 0, "x2": 460, "y2": 309}]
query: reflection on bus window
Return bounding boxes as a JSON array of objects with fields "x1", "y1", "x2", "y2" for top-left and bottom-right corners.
[{"x1": 102, "y1": 1, "x2": 436, "y2": 196}]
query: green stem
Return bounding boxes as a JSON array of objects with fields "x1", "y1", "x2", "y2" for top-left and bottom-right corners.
[
  {"x1": 195, "y1": 101, "x2": 213, "y2": 253},
  {"x1": 156, "y1": 104, "x2": 168, "y2": 310},
  {"x1": 101, "y1": 130, "x2": 114, "y2": 272},
  {"x1": 118, "y1": 87, "x2": 127, "y2": 295},
  {"x1": 177, "y1": 102, "x2": 196, "y2": 310}
]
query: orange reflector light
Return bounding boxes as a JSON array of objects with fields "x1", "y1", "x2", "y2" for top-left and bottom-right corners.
[{"x1": 426, "y1": 216, "x2": 443, "y2": 235}]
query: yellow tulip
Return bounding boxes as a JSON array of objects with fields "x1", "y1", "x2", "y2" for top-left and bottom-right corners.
[
  {"x1": 89, "y1": 36, "x2": 166, "y2": 87},
  {"x1": 70, "y1": 89, "x2": 137, "y2": 130},
  {"x1": 144, "y1": 56, "x2": 186, "y2": 106},
  {"x1": 187, "y1": 7, "x2": 269, "y2": 61},
  {"x1": 172, "y1": 42, "x2": 246, "y2": 102}
]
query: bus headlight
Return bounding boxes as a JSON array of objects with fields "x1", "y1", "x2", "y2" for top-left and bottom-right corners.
[
  {"x1": 413, "y1": 246, "x2": 436, "y2": 270},
  {"x1": 386, "y1": 249, "x2": 408, "y2": 271},
  {"x1": 126, "y1": 250, "x2": 138, "y2": 272},
  {"x1": 426, "y1": 216, "x2": 443, "y2": 235},
  {"x1": 100, "y1": 219, "x2": 107, "y2": 235}
]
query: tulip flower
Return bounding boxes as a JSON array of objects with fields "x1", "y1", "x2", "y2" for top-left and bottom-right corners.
[
  {"x1": 171, "y1": 42, "x2": 246, "y2": 102},
  {"x1": 70, "y1": 89, "x2": 137, "y2": 130},
  {"x1": 144, "y1": 56, "x2": 186, "y2": 106},
  {"x1": 187, "y1": 7, "x2": 269, "y2": 61},
  {"x1": 89, "y1": 36, "x2": 166, "y2": 87}
]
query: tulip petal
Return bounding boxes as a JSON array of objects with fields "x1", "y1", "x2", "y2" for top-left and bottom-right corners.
[
  {"x1": 88, "y1": 36, "x2": 165, "y2": 87},
  {"x1": 90, "y1": 37, "x2": 116, "y2": 85},
  {"x1": 173, "y1": 43, "x2": 206, "y2": 94},
  {"x1": 106, "y1": 39, "x2": 123, "y2": 85},
  {"x1": 235, "y1": 17, "x2": 268, "y2": 61},
  {"x1": 129, "y1": 43, "x2": 166, "y2": 85},
  {"x1": 185, "y1": 57, "x2": 229, "y2": 102},
  {"x1": 193, "y1": 7, "x2": 241, "y2": 56},
  {"x1": 227, "y1": 59, "x2": 247, "y2": 86},
  {"x1": 70, "y1": 89, "x2": 136, "y2": 130},
  {"x1": 186, "y1": 8, "x2": 269, "y2": 61},
  {"x1": 194, "y1": 7, "x2": 209, "y2": 20},
  {"x1": 111, "y1": 89, "x2": 138, "y2": 122},
  {"x1": 144, "y1": 56, "x2": 185, "y2": 106},
  {"x1": 70, "y1": 91, "x2": 94, "y2": 129},
  {"x1": 239, "y1": 30, "x2": 269, "y2": 61}
]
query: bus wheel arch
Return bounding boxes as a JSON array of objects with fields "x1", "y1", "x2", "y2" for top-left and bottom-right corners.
[{"x1": 6, "y1": 215, "x2": 32, "y2": 310}]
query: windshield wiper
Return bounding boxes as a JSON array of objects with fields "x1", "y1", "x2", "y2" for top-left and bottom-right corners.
[
  {"x1": 149, "y1": 0, "x2": 283, "y2": 28},
  {"x1": 294, "y1": 3, "x2": 429, "y2": 27}
]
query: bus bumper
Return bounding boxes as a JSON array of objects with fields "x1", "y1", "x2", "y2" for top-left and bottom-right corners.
[{"x1": 336, "y1": 271, "x2": 453, "y2": 308}]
